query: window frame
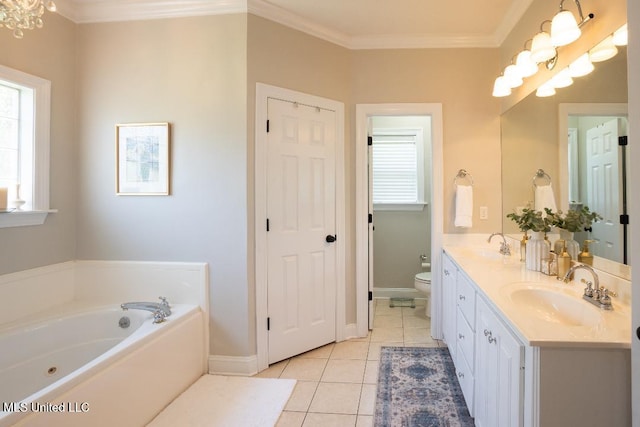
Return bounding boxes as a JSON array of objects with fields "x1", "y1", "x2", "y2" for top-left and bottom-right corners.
[{"x1": 0, "y1": 64, "x2": 53, "y2": 228}]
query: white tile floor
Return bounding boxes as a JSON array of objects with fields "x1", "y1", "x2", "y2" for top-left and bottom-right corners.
[{"x1": 255, "y1": 298, "x2": 446, "y2": 427}]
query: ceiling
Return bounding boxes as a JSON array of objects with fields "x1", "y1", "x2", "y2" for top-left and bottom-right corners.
[{"x1": 54, "y1": 0, "x2": 534, "y2": 49}]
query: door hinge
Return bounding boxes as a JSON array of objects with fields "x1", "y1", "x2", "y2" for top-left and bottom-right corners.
[
  {"x1": 619, "y1": 136, "x2": 628, "y2": 146},
  {"x1": 367, "y1": 136, "x2": 373, "y2": 146},
  {"x1": 368, "y1": 213, "x2": 373, "y2": 224},
  {"x1": 267, "y1": 317, "x2": 270, "y2": 331},
  {"x1": 620, "y1": 214, "x2": 630, "y2": 225},
  {"x1": 368, "y1": 291, "x2": 373, "y2": 301},
  {"x1": 266, "y1": 119, "x2": 270, "y2": 133},
  {"x1": 266, "y1": 218, "x2": 270, "y2": 231}
]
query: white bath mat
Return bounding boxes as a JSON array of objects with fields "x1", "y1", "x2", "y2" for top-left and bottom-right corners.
[{"x1": 147, "y1": 374, "x2": 296, "y2": 427}]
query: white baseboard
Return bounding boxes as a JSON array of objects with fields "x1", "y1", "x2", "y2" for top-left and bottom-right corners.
[
  {"x1": 373, "y1": 287, "x2": 425, "y2": 299},
  {"x1": 342, "y1": 323, "x2": 361, "y2": 341},
  {"x1": 208, "y1": 354, "x2": 258, "y2": 376}
]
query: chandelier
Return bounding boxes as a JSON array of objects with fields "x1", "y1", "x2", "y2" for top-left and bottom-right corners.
[{"x1": 0, "y1": 0, "x2": 57, "y2": 39}]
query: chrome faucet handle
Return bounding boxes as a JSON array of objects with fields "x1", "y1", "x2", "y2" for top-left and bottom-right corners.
[
  {"x1": 152, "y1": 310, "x2": 166, "y2": 324},
  {"x1": 583, "y1": 280, "x2": 594, "y2": 297},
  {"x1": 500, "y1": 242, "x2": 511, "y2": 256},
  {"x1": 159, "y1": 296, "x2": 170, "y2": 307}
]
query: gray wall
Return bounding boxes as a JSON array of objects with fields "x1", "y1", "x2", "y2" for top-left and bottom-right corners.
[
  {"x1": 371, "y1": 116, "x2": 432, "y2": 289},
  {"x1": 75, "y1": 14, "x2": 250, "y2": 357},
  {"x1": 0, "y1": 14, "x2": 77, "y2": 274}
]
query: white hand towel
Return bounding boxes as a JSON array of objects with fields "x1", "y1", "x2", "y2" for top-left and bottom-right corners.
[
  {"x1": 455, "y1": 184, "x2": 473, "y2": 228},
  {"x1": 534, "y1": 184, "x2": 557, "y2": 212}
]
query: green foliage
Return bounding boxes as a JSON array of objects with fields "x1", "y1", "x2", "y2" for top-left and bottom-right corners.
[
  {"x1": 506, "y1": 208, "x2": 551, "y2": 233},
  {"x1": 547, "y1": 206, "x2": 602, "y2": 232}
]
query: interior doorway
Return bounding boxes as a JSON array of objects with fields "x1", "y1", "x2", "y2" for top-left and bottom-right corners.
[{"x1": 355, "y1": 104, "x2": 444, "y2": 340}]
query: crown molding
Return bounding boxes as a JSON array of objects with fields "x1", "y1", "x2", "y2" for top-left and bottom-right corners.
[
  {"x1": 54, "y1": 0, "x2": 247, "y2": 24},
  {"x1": 53, "y1": 0, "x2": 523, "y2": 48}
]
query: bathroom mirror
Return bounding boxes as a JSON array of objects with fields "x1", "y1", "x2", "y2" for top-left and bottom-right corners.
[{"x1": 501, "y1": 41, "x2": 629, "y2": 277}]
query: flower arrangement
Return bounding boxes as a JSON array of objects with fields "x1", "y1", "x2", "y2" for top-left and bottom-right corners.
[
  {"x1": 506, "y1": 208, "x2": 551, "y2": 233},
  {"x1": 546, "y1": 206, "x2": 602, "y2": 233}
]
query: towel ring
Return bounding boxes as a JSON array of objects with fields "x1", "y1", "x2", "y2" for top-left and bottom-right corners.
[
  {"x1": 454, "y1": 169, "x2": 474, "y2": 186},
  {"x1": 532, "y1": 169, "x2": 552, "y2": 187}
]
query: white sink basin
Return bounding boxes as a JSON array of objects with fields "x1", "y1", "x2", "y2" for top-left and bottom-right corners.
[{"x1": 505, "y1": 284, "x2": 603, "y2": 327}]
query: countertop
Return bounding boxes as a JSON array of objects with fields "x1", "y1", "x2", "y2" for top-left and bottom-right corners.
[{"x1": 443, "y1": 243, "x2": 631, "y2": 349}]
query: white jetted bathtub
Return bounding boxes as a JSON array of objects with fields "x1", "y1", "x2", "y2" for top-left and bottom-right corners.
[{"x1": 0, "y1": 261, "x2": 208, "y2": 427}]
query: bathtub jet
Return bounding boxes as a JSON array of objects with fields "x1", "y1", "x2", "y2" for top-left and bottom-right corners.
[{"x1": 121, "y1": 297, "x2": 172, "y2": 323}]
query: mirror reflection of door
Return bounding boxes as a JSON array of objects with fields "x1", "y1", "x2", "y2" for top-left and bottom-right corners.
[{"x1": 568, "y1": 115, "x2": 628, "y2": 264}]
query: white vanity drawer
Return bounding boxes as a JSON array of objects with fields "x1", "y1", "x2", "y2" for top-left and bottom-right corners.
[
  {"x1": 456, "y1": 308, "x2": 475, "y2": 373},
  {"x1": 456, "y1": 272, "x2": 476, "y2": 326},
  {"x1": 455, "y1": 341, "x2": 475, "y2": 416}
]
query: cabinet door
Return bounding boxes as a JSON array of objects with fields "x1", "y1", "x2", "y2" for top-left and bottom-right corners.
[
  {"x1": 475, "y1": 296, "x2": 524, "y2": 427},
  {"x1": 442, "y1": 253, "x2": 457, "y2": 358}
]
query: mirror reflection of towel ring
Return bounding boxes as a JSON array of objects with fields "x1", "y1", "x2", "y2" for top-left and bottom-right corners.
[
  {"x1": 533, "y1": 169, "x2": 552, "y2": 187},
  {"x1": 454, "y1": 169, "x2": 474, "y2": 186}
]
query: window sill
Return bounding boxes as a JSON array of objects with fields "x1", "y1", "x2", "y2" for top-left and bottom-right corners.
[
  {"x1": 373, "y1": 203, "x2": 428, "y2": 212},
  {"x1": 0, "y1": 209, "x2": 57, "y2": 228}
]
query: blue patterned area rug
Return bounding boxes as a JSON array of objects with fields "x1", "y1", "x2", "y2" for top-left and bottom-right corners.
[{"x1": 374, "y1": 346, "x2": 474, "y2": 427}]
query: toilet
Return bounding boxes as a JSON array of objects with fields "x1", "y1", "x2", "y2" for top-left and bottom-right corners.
[{"x1": 414, "y1": 271, "x2": 432, "y2": 317}]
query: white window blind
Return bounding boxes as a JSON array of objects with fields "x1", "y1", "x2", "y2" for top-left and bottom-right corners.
[{"x1": 372, "y1": 133, "x2": 419, "y2": 204}]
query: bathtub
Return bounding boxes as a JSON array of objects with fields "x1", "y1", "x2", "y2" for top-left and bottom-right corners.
[{"x1": 0, "y1": 303, "x2": 205, "y2": 427}]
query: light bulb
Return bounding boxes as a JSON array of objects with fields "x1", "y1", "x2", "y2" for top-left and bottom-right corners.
[
  {"x1": 531, "y1": 32, "x2": 556, "y2": 63},
  {"x1": 492, "y1": 76, "x2": 511, "y2": 97},
  {"x1": 551, "y1": 68, "x2": 573, "y2": 88},
  {"x1": 503, "y1": 64, "x2": 523, "y2": 88},
  {"x1": 589, "y1": 36, "x2": 618, "y2": 62},
  {"x1": 612, "y1": 24, "x2": 628, "y2": 46},
  {"x1": 515, "y1": 50, "x2": 538, "y2": 78},
  {"x1": 568, "y1": 53, "x2": 594, "y2": 77},
  {"x1": 536, "y1": 82, "x2": 556, "y2": 97},
  {"x1": 550, "y1": 10, "x2": 581, "y2": 47}
]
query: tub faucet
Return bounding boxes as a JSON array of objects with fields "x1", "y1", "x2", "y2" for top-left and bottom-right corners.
[
  {"x1": 488, "y1": 232, "x2": 511, "y2": 256},
  {"x1": 121, "y1": 296, "x2": 172, "y2": 323},
  {"x1": 562, "y1": 264, "x2": 612, "y2": 310}
]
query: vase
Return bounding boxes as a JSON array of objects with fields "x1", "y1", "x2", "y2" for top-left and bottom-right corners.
[
  {"x1": 526, "y1": 231, "x2": 550, "y2": 271},
  {"x1": 557, "y1": 229, "x2": 579, "y2": 260}
]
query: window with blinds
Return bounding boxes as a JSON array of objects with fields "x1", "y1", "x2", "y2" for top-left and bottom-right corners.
[{"x1": 372, "y1": 129, "x2": 425, "y2": 208}]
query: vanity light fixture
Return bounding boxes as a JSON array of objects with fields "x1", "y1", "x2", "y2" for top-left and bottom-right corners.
[
  {"x1": 589, "y1": 35, "x2": 618, "y2": 62},
  {"x1": 568, "y1": 53, "x2": 594, "y2": 77},
  {"x1": 530, "y1": 22, "x2": 557, "y2": 64},
  {"x1": 550, "y1": 0, "x2": 592, "y2": 47},
  {"x1": 503, "y1": 63, "x2": 523, "y2": 88},
  {"x1": 612, "y1": 24, "x2": 628, "y2": 46},
  {"x1": 492, "y1": 75, "x2": 512, "y2": 97},
  {"x1": 515, "y1": 42, "x2": 539, "y2": 78},
  {"x1": 536, "y1": 81, "x2": 556, "y2": 97},
  {"x1": 550, "y1": 68, "x2": 574, "y2": 88},
  {"x1": 0, "y1": 0, "x2": 57, "y2": 38}
]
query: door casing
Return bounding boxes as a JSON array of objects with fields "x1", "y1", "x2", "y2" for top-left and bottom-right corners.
[{"x1": 355, "y1": 104, "x2": 444, "y2": 339}]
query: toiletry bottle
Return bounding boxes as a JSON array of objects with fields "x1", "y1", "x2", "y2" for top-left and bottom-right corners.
[
  {"x1": 578, "y1": 240, "x2": 594, "y2": 266},
  {"x1": 557, "y1": 243, "x2": 571, "y2": 278},
  {"x1": 520, "y1": 232, "x2": 528, "y2": 262}
]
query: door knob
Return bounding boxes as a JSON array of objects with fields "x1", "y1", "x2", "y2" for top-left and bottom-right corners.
[{"x1": 325, "y1": 235, "x2": 337, "y2": 243}]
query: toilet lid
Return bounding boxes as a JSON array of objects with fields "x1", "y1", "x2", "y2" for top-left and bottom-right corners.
[{"x1": 415, "y1": 272, "x2": 431, "y2": 283}]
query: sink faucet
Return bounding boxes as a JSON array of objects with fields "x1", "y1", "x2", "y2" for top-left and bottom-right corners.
[
  {"x1": 121, "y1": 296, "x2": 172, "y2": 323},
  {"x1": 488, "y1": 232, "x2": 511, "y2": 256},
  {"x1": 562, "y1": 264, "x2": 613, "y2": 310}
]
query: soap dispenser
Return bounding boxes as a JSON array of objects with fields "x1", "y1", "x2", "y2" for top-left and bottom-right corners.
[
  {"x1": 557, "y1": 242, "x2": 572, "y2": 278},
  {"x1": 578, "y1": 240, "x2": 594, "y2": 266}
]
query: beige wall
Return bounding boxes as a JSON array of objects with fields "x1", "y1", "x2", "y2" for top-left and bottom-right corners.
[
  {"x1": 0, "y1": 14, "x2": 77, "y2": 274},
  {"x1": 352, "y1": 48, "x2": 503, "y2": 234}
]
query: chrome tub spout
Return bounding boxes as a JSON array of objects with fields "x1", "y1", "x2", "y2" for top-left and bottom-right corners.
[{"x1": 121, "y1": 297, "x2": 172, "y2": 323}]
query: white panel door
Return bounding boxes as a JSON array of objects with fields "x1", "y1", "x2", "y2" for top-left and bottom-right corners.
[
  {"x1": 266, "y1": 98, "x2": 337, "y2": 364},
  {"x1": 586, "y1": 119, "x2": 623, "y2": 262}
]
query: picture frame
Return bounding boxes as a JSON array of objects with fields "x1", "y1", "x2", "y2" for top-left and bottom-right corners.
[{"x1": 115, "y1": 122, "x2": 170, "y2": 195}]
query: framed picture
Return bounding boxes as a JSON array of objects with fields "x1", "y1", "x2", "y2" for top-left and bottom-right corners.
[{"x1": 116, "y1": 123, "x2": 170, "y2": 195}]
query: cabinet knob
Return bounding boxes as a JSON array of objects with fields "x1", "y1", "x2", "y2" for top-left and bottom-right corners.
[
  {"x1": 484, "y1": 329, "x2": 491, "y2": 337},
  {"x1": 458, "y1": 371, "x2": 464, "y2": 379},
  {"x1": 444, "y1": 269, "x2": 450, "y2": 276},
  {"x1": 459, "y1": 333, "x2": 464, "y2": 340},
  {"x1": 488, "y1": 335, "x2": 497, "y2": 344},
  {"x1": 459, "y1": 295, "x2": 466, "y2": 301}
]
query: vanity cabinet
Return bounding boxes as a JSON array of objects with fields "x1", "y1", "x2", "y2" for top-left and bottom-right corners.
[
  {"x1": 474, "y1": 295, "x2": 524, "y2": 427},
  {"x1": 442, "y1": 251, "x2": 524, "y2": 425},
  {"x1": 441, "y1": 253, "x2": 457, "y2": 360}
]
